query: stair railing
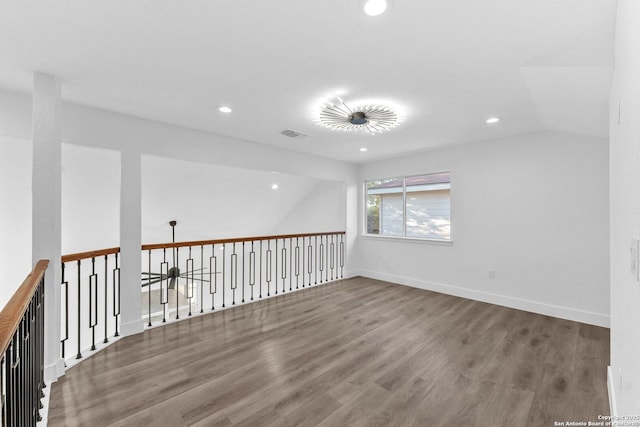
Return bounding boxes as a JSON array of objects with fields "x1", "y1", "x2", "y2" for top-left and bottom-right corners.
[{"x1": 0, "y1": 259, "x2": 49, "y2": 427}]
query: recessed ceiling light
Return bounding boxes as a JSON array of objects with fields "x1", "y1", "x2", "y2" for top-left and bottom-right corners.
[
  {"x1": 360, "y1": 147, "x2": 368, "y2": 152},
  {"x1": 271, "y1": 184, "x2": 279, "y2": 190},
  {"x1": 218, "y1": 106, "x2": 232, "y2": 113},
  {"x1": 364, "y1": 0, "x2": 387, "y2": 16},
  {"x1": 485, "y1": 117, "x2": 500, "y2": 124}
]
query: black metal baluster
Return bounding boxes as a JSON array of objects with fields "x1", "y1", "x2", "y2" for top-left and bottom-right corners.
[
  {"x1": 326, "y1": 235, "x2": 330, "y2": 282},
  {"x1": 330, "y1": 235, "x2": 335, "y2": 281},
  {"x1": 231, "y1": 243, "x2": 237, "y2": 305},
  {"x1": 6, "y1": 341, "x2": 11, "y2": 426},
  {"x1": 1, "y1": 356, "x2": 4, "y2": 427},
  {"x1": 175, "y1": 247, "x2": 180, "y2": 320},
  {"x1": 200, "y1": 245, "x2": 204, "y2": 313},
  {"x1": 281, "y1": 240, "x2": 287, "y2": 294},
  {"x1": 113, "y1": 253, "x2": 120, "y2": 337},
  {"x1": 103, "y1": 254, "x2": 109, "y2": 343},
  {"x1": 5, "y1": 341, "x2": 10, "y2": 426},
  {"x1": 147, "y1": 250, "x2": 152, "y2": 327},
  {"x1": 295, "y1": 238, "x2": 300, "y2": 290},
  {"x1": 161, "y1": 249, "x2": 168, "y2": 323},
  {"x1": 61, "y1": 263, "x2": 68, "y2": 361},
  {"x1": 258, "y1": 240, "x2": 262, "y2": 299},
  {"x1": 38, "y1": 277, "x2": 45, "y2": 409},
  {"x1": 32, "y1": 296, "x2": 38, "y2": 423},
  {"x1": 20, "y1": 318, "x2": 24, "y2": 425},
  {"x1": 29, "y1": 290, "x2": 35, "y2": 424},
  {"x1": 14, "y1": 325, "x2": 20, "y2": 427},
  {"x1": 89, "y1": 257, "x2": 98, "y2": 350},
  {"x1": 266, "y1": 241, "x2": 272, "y2": 296},
  {"x1": 275, "y1": 239, "x2": 278, "y2": 295},
  {"x1": 11, "y1": 335, "x2": 18, "y2": 427},
  {"x1": 242, "y1": 242, "x2": 245, "y2": 303},
  {"x1": 308, "y1": 237, "x2": 313, "y2": 287},
  {"x1": 34, "y1": 287, "x2": 41, "y2": 422},
  {"x1": 28, "y1": 306, "x2": 33, "y2": 422},
  {"x1": 20, "y1": 319, "x2": 25, "y2": 425},
  {"x1": 250, "y1": 241, "x2": 255, "y2": 301},
  {"x1": 40, "y1": 277, "x2": 45, "y2": 384},
  {"x1": 24, "y1": 304, "x2": 31, "y2": 425},
  {"x1": 76, "y1": 260, "x2": 82, "y2": 359},
  {"x1": 319, "y1": 237, "x2": 325, "y2": 284},
  {"x1": 37, "y1": 283, "x2": 43, "y2": 421},
  {"x1": 1, "y1": 355, "x2": 4, "y2": 427},
  {"x1": 222, "y1": 244, "x2": 226, "y2": 307},
  {"x1": 301, "y1": 237, "x2": 305, "y2": 288},
  {"x1": 210, "y1": 244, "x2": 216, "y2": 310},
  {"x1": 340, "y1": 234, "x2": 345, "y2": 278},
  {"x1": 315, "y1": 236, "x2": 318, "y2": 285},
  {"x1": 187, "y1": 246, "x2": 194, "y2": 316},
  {"x1": 259, "y1": 240, "x2": 263, "y2": 298},
  {"x1": 35, "y1": 284, "x2": 43, "y2": 422}
]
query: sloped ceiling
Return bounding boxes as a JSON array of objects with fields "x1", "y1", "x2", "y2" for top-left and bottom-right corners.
[
  {"x1": 520, "y1": 34, "x2": 613, "y2": 139},
  {"x1": 141, "y1": 155, "x2": 325, "y2": 243}
]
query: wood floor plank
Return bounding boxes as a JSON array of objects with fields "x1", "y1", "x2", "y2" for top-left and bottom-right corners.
[{"x1": 48, "y1": 277, "x2": 610, "y2": 426}]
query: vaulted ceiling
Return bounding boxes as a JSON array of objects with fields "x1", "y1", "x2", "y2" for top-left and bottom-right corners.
[{"x1": 0, "y1": 0, "x2": 616, "y2": 162}]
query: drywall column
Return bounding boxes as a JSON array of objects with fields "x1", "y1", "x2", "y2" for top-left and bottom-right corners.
[
  {"x1": 32, "y1": 72, "x2": 64, "y2": 381},
  {"x1": 609, "y1": 0, "x2": 640, "y2": 415},
  {"x1": 344, "y1": 181, "x2": 359, "y2": 277},
  {"x1": 119, "y1": 151, "x2": 144, "y2": 336}
]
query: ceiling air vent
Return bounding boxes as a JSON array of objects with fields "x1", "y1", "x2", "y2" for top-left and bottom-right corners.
[{"x1": 281, "y1": 129, "x2": 308, "y2": 138}]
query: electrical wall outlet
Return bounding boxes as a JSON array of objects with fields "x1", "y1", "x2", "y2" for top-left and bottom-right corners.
[{"x1": 488, "y1": 269, "x2": 495, "y2": 279}]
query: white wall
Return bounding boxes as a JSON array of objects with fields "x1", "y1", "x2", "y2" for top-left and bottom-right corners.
[
  {"x1": 356, "y1": 131, "x2": 610, "y2": 327},
  {"x1": 609, "y1": 0, "x2": 640, "y2": 415},
  {"x1": 62, "y1": 143, "x2": 120, "y2": 254},
  {"x1": 142, "y1": 155, "x2": 344, "y2": 243},
  {"x1": 269, "y1": 180, "x2": 346, "y2": 235},
  {"x1": 0, "y1": 91, "x2": 33, "y2": 309},
  {"x1": 0, "y1": 136, "x2": 32, "y2": 309}
]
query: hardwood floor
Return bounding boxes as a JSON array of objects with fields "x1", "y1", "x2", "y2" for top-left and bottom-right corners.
[{"x1": 48, "y1": 277, "x2": 610, "y2": 426}]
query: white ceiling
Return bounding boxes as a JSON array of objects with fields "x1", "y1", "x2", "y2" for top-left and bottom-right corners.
[{"x1": 0, "y1": 0, "x2": 616, "y2": 163}]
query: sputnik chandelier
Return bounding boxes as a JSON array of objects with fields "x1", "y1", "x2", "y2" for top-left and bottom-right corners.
[{"x1": 314, "y1": 97, "x2": 402, "y2": 135}]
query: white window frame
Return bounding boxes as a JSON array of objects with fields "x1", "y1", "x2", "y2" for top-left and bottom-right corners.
[{"x1": 363, "y1": 172, "x2": 452, "y2": 244}]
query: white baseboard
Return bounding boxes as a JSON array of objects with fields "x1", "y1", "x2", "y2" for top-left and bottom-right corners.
[
  {"x1": 608, "y1": 366, "x2": 618, "y2": 417},
  {"x1": 352, "y1": 269, "x2": 610, "y2": 327},
  {"x1": 44, "y1": 358, "x2": 65, "y2": 382},
  {"x1": 120, "y1": 318, "x2": 145, "y2": 336}
]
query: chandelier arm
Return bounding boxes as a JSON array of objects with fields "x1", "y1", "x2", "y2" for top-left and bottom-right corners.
[
  {"x1": 326, "y1": 103, "x2": 351, "y2": 117},
  {"x1": 337, "y1": 97, "x2": 354, "y2": 114}
]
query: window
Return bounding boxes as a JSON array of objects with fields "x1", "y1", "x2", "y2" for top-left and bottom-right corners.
[{"x1": 365, "y1": 172, "x2": 451, "y2": 240}]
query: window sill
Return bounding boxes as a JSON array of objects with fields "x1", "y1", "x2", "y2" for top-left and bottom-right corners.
[{"x1": 360, "y1": 235, "x2": 453, "y2": 246}]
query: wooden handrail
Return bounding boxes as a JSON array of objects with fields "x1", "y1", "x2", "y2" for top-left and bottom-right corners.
[
  {"x1": 0, "y1": 259, "x2": 49, "y2": 356},
  {"x1": 60, "y1": 232, "x2": 346, "y2": 262},
  {"x1": 61, "y1": 247, "x2": 121, "y2": 263},
  {"x1": 141, "y1": 231, "x2": 346, "y2": 251}
]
